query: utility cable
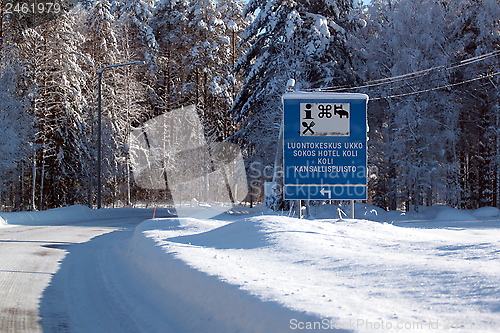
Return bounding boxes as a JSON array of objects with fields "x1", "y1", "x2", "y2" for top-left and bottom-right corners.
[
  {"x1": 305, "y1": 49, "x2": 500, "y2": 93},
  {"x1": 371, "y1": 71, "x2": 500, "y2": 101}
]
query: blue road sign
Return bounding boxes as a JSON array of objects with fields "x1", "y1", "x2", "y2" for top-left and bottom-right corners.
[{"x1": 282, "y1": 92, "x2": 369, "y2": 200}]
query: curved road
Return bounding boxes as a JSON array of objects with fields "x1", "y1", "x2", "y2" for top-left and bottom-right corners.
[
  {"x1": 0, "y1": 215, "x2": 163, "y2": 333},
  {"x1": 0, "y1": 212, "x2": 326, "y2": 333}
]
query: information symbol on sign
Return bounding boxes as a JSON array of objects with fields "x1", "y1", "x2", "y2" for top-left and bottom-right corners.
[
  {"x1": 300, "y1": 103, "x2": 350, "y2": 136},
  {"x1": 304, "y1": 104, "x2": 314, "y2": 119}
]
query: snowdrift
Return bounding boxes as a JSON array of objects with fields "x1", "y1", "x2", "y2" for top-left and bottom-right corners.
[
  {"x1": 308, "y1": 202, "x2": 499, "y2": 223},
  {"x1": 127, "y1": 218, "x2": 334, "y2": 333},
  {"x1": 0, "y1": 205, "x2": 95, "y2": 225},
  {"x1": 2, "y1": 202, "x2": 497, "y2": 227},
  {"x1": 3, "y1": 203, "x2": 500, "y2": 332},
  {"x1": 135, "y1": 210, "x2": 500, "y2": 333}
]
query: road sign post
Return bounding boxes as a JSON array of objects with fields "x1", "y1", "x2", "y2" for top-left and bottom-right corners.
[{"x1": 282, "y1": 92, "x2": 369, "y2": 202}]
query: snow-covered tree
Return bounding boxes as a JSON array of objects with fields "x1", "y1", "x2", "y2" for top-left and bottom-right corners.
[
  {"x1": 151, "y1": 0, "x2": 246, "y2": 140},
  {"x1": 351, "y1": 0, "x2": 500, "y2": 210},
  {"x1": 118, "y1": 0, "x2": 157, "y2": 62},
  {"x1": 80, "y1": 0, "x2": 150, "y2": 206},
  {"x1": 17, "y1": 14, "x2": 92, "y2": 209},
  {"x1": 151, "y1": 0, "x2": 191, "y2": 111},
  {"x1": 449, "y1": 0, "x2": 500, "y2": 209},
  {"x1": 183, "y1": 0, "x2": 245, "y2": 142},
  {"x1": 83, "y1": 0, "x2": 118, "y2": 66},
  {"x1": 0, "y1": 67, "x2": 31, "y2": 210},
  {"x1": 231, "y1": 0, "x2": 359, "y2": 167},
  {"x1": 217, "y1": 0, "x2": 248, "y2": 98},
  {"x1": 0, "y1": 15, "x2": 33, "y2": 210},
  {"x1": 229, "y1": 0, "x2": 360, "y2": 205},
  {"x1": 353, "y1": 0, "x2": 462, "y2": 210},
  {"x1": 0, "y1": 0, "x2": 498, "y2": 210},
  {"x1": 105, "y1": 0, "x2": 159, "y2": 205}
]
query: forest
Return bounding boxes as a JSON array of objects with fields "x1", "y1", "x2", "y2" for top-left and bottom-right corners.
[{"x1": 0, "y1": 0, "x2": 498, "y2": 212}]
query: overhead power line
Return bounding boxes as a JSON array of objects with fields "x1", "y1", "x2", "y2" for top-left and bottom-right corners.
[
  {"x1": 309, "y1": 49, "x2": 500, "y2": 96},
  {"x1": 371, "y1": 71, "x2": 500, "y2": 101}
]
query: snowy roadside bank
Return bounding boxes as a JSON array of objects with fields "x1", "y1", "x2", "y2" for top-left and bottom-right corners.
[
  {"x1": 126, "y1": 218, "x2": 338, "y2": 333},
  {"x1": 309, "y1": 202, "x2": 500, "y2": 223},
  {"x1": 135, "y1": 208, "x2": 500, "y2": 333}
]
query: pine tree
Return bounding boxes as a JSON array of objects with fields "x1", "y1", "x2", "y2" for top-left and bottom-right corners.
[
  {"x1": 181, "y1": 0, "x2": 246, "y2": 142},
  {"x1": 217, "y1": 0, "x2": 248, "y2": 99},
  {"x1": 112, "y1": 0, "x2": 158, "y2": 205},
  {"x1": 83, "y1": 0, "x2": 118, "y2": 66},
  {"x1": 82, "y1": 0, "x2": 147, "y2": 206},
  {"x1": 118, "y1": 0, "x2": 157, "y2": 62},
  {"x1": 151, "y1": 0, "x2": 246, "y2": 137},
  {"x1": 0, "y1": 14, "x2": 35, "y2": 211},
  {"x1": 231, "y1": 0, "x2": 359, "y2": 171},
  {"x1": 0, "y1": 67, "x2": 31, "y2": 210}
]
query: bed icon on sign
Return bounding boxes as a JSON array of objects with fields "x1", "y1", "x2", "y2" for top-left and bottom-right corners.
[{"x1": 300, "y1": 103, "x2": 350, "y2": 136}]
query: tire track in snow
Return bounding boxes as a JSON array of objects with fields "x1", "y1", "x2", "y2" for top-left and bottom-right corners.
[
  {"x1": 40, "y1": 228, "x2": 180, "y2": 333},
  {"x1": 0, "y1": 221, "x2": 138, "y2": 333},
  {"x1": 0, "y1": 227, "x2": 66, "y2": 333},
  {"x1": 40, "y1": 231, "x2": 133, "y2": 332}
]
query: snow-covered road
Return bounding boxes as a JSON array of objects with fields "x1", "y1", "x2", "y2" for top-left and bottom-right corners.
[
  {"x1": 0, "y1": 207, "x2": 318, "y2": 333},
  {"x1": 0, "y1": 224, "x2": 74, "y2": 332},
  {"x1": 39, "y1": 223, "x2": 182, "y2": 332},
  {"x1": 0, "y1": 207, "x2": 178, "y2": 332},
  {"x1": 0, "y1": 216, "x2": 150, "y2": 332}
]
